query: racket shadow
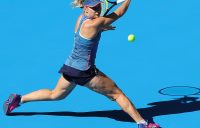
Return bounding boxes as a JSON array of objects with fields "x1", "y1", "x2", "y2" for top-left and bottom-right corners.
[{"x1": 9, "y1": 97, "x2": 200, "y2": 124}]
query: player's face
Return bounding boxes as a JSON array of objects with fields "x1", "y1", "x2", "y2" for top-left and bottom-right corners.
[
  {"x1": 90, "y1": 4, "x2": 101, "y2": 14},
  {"x1": 84, "y1": 4, "x2": 101, "y2": 18}
]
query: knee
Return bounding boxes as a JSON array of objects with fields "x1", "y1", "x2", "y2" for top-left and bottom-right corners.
[
  {"x1": 50, "y1": 90, "x2": 65, "y2": 101},
  {"x1": 108, "y1": 91, "x2": 124, "y2": 101},
  {"x1": 113, "y1": 93, "x2": 131, "y2": 111}
]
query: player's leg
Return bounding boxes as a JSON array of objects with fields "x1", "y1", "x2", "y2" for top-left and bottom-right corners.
[
  {"x1": 4, "y1": 75, "x2": 76, "y2": 114},
  {"x1": 84, "y1": 70, "x2": 144, "y2": 123},
  {"x1": 84, "y1": 70, "x2": 160, "y2": 127},
  {"x1": 21, "y1": 75, "x2": 76, "y2": 103}
]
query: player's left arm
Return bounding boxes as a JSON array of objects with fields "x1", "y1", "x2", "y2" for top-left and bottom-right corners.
[{"x1": 92, "y1": 0, "x2": 131, "y2": 29}]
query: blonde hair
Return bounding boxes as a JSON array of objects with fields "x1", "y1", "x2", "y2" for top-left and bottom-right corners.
[{"x1": 72, "y1": 0, "x2": 84, "y2": 8}]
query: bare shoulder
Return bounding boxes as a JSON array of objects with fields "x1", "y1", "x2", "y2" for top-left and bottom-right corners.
[
  {"x1": 88, "y1": 14, "x2": 119, "y2": 28},
  {"x1": 84, "y1": 17, "x2": 105, "y2": 29},
  {"x1": 80, "y1": 18, "x2": 102, "y2": 39}
]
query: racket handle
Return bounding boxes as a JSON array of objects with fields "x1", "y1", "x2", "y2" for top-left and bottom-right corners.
[{"x1": 116, "y1": 0, "x2": 126, "y2": 4}]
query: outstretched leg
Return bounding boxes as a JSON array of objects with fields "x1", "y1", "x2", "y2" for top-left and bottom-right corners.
[
  {"x1": 4, "y1": 75, "x2": 76, "y2": 114},
  {"x1": 84, "y1": 70, "x2": 144, "y2": 123},
  {"x1": 21, "y1": 75, "x2": 76, "y2": 103}
]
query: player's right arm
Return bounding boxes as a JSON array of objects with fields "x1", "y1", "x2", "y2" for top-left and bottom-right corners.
[{"x1": 95, "y1": 0, "x2": 131, "y2": 27}]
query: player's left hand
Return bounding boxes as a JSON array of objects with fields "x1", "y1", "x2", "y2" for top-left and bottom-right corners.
[{"x1": 101, "y1": 25, "x2": 116, "y2": 31}]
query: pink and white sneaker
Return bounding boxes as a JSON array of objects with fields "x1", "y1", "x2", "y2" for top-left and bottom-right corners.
[
  {"x1": 3, "y1": 94, "x2": 21, "y2": 115},
  {"x1": 138, "y1": 123, "x2": 160, "y2": 128}
]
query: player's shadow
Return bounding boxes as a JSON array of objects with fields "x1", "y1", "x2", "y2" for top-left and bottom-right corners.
[{"x1": 9, "y1": 96, "x2": 200, "y2": 123}]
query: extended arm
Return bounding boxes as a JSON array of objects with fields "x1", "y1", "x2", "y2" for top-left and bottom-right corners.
[{"x1": 95, "y1": 0, "x2": 131, "y2": 27}]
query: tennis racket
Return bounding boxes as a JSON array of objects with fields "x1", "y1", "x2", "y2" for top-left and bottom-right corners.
[{"x1": 100, "y1": 0, "x2": 126, "y2": 16}]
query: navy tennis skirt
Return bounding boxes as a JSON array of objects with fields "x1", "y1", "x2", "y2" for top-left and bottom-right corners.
[{"x1": 59, "y1": 64, "x2": 99, "y2": 86}]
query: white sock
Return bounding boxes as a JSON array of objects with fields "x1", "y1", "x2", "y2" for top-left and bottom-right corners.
[{"x1": 137, "y1": 120, "x2": 148, "y2": 125}]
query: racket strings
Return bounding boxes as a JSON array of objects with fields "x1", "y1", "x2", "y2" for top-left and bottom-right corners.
[{"x1": 100, "y1": 0, "x2": 108, "y2": 16}]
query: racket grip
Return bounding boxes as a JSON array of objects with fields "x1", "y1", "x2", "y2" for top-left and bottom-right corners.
[{"x1": 116, "y1": 0, "x2": 126, "y2": 4}]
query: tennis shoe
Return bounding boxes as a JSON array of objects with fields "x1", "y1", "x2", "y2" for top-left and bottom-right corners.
[
  {"x1": 138, "y1": 123, "x2": 160, "y2": 128},
  {"x1": 3, "y1": 94, "x2": 21, "y2": 115}
]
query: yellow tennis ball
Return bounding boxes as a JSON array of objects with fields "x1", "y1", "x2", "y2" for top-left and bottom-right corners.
[{"x1": 128, "y1": 34, "x2": 135, "y2": 42}]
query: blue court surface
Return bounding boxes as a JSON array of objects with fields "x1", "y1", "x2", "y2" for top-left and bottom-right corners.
[{"x1": 1, "y1": 0, "x2": 200, "y2": 128}]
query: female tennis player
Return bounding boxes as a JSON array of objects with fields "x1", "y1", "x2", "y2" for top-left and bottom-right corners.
[{"x1": 4, "y1": 0, "x2": 159, "y2": 128}]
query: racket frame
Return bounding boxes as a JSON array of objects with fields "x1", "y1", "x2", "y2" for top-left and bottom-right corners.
[{"x1": 101, "y1": 0, "x2": 117, "y2": 16}]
